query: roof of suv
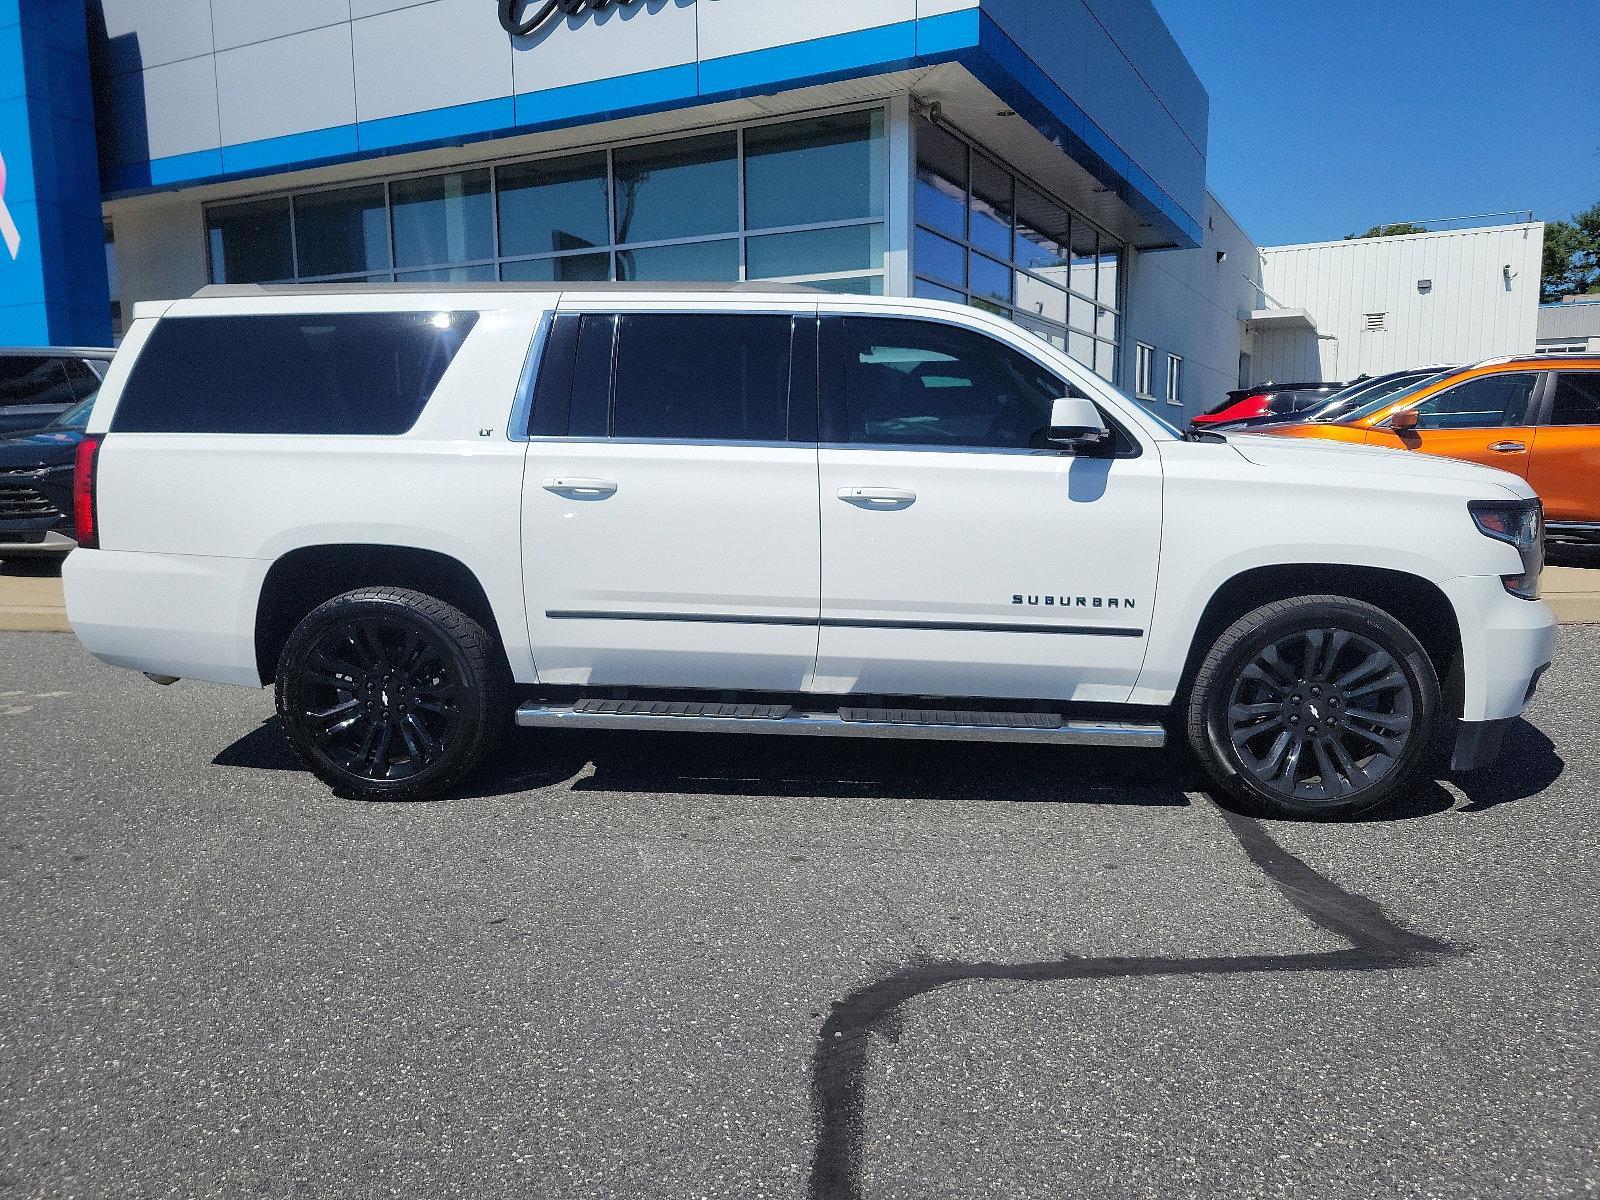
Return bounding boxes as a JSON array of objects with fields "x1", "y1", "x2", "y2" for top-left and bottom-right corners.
[{"x1": 195, "y1": 281, "x2": 824, "y2": 299}]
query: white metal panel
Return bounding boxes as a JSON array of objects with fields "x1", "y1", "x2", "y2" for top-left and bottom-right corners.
[
  {"x1": 1257, "y1": 224, "x2": 1544, "y2": 382},
  {"x1": 696, "y1": 0, "x2": 915, "y2": 61}
]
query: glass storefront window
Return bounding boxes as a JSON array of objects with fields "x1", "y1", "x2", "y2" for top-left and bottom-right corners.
[
  {"x1": 747, "y1": 225, "x2": 883, "y2": 281},
  {"x1": 910, "y1": 117, "x2": 1124, "y2": 383},
  {"x1": 205, "y1": 109, "x2": 888, "y2": 295},
  {"x1": 497, "y1": 152, "x2": 609, "y2": 258},
  {"x1": 613, "y1": 132, "x2": 737, "y2": 245},
  {"x1": 294, "y1": 183, "x2": 390, "y2": 278},
  {"x1": 391, "y1": 170, "x2": 493, "y2": 270},
  {"x1": 207, "y1": 198, "x2": 293, "y2": 284},
  {"x1": 969, "y1": 153, "x2": 1014, "y2": 260},
  {"x1": 617, "y1": 239, "x2": 739, "y2": 282},
  {"x1": 501, "y1": 253, "x2": 611, "y2": 282},
  {"x1": 745, "y1": 110, "x2": 884, "y2": 230}
]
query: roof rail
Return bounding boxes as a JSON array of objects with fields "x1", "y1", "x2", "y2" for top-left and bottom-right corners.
[
  {"x1": 1475, "y1": 352, "x2": 1600, "y2": 367},
  {"x1": 193, "y1": 280, "x2": 823, "y2": 299}
]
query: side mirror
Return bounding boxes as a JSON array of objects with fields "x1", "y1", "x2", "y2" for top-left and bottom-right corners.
[
  {"x1": 1035, "y1": 395, "x2": 1112, "y2": 454},
  {"x1": 1389, "y1": 408, "x2": 1420, "y2": 432}
]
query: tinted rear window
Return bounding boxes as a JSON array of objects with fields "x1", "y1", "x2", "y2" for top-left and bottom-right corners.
[
  {"x1": 112, "y1": 312, "x2": 478, "y2": 435},
  {"x1": 613, "y1": 313, "x2": 792, "y2": 441}
]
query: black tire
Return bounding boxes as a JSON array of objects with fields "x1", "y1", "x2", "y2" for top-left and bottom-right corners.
[
  {"x1": 1185, "y1": 596, "x2": 1439, "y2": 820},
  {"x1": 275, "y1": 587, "x2": 508, "y2": 801}
]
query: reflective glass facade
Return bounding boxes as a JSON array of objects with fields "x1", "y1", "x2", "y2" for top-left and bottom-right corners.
[
  {"x1": 912, "y1": 118, "x2": 1124, "y2": 382},
  {"x1": 206, "y1": 109, "x2": 887, "y2": 294}
]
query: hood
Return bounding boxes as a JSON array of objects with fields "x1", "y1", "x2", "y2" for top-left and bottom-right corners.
[
  {"x1": 0, "y1": 427, "x2": 83, "y2": 471},
  {"x1": 1224, "y1": 433, "x2": 1533, "y2": 497}
]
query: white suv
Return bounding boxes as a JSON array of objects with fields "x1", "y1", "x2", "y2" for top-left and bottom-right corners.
[{"x1": 64, "y1": 284, "x2": 1555, "y2": 818}]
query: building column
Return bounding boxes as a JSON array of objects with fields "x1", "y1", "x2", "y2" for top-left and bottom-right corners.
[
  {"x1": 0, "y1": 0, "x2": 112, "y2": 345},
  {"x1": 883, "y1": 93, "x2": 914, "y2": 298}
]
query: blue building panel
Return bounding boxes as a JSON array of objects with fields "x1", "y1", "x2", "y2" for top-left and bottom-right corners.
[{"x1": 0, "y1": 3, "x2": 111, "y2": 346}]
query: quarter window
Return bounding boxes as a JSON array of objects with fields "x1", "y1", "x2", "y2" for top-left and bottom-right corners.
[
  {"x1": 1548, "y1": 373, "x2": 1600, "y2": 426},
  {"x1": 1410, "y1": 373, "x2": 1539, "y2": 430},
  {"x1": 111, "y1": 312, "x2": 478, "y2": 435},
  {"x1": 612, "y1": 314, "x2": 792, "y2": 442},
  {"x1": 828, "y1": 317, "x2": 1070, "y2": 450}
]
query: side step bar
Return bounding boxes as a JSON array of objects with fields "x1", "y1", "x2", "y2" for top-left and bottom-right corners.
[{"x1": 514, "y1": 698, "x2": 1166, "y2": 748}]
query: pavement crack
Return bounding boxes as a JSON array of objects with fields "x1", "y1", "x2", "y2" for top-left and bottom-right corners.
[{"x1": 804, "y1": 805, "x2": 1464, "y2": 1200}]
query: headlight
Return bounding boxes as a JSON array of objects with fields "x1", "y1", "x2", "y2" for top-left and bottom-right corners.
[{"x1": 1469, "y1": 499, "x2": 1544, "y2": 599}]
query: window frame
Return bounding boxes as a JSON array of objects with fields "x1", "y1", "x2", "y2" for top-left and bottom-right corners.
[
  {"x1": 1134, "y1": 343, "x2": 1155, "y2": 400},
  {"x1": 1165, "y1": 354, "x2": 1183, "y2": 407}
]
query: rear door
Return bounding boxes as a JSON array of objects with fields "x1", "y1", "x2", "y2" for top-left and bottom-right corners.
[
  {"x1": 1529, "y1": 369, "x2": 1600, "y2": 527},
  {"x1": 1368, "y1": 371, "x2": 1542, "y2": 476},
  {"x1": 521, "y1": 304, "x2": 822, "y2": 691},
  {"x1": 812, "y1": 310, "x2": 1162, "y2": 703}
]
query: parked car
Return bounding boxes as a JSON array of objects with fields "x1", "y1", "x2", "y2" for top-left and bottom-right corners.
[
  {"x1": 1191, "y1": 381, "x2": 1346, "y2": 429},
  {"x1": 0, "y1": 395, "x2": 96, "y2": 556},
  {"x1": 1298, "y1": 367, "x2": 1458, "y2": 425},
  {"x1": 0, "y1": 347, "x2": 112, "y2": 436},
  {"x1": 64, "y1": 284, "x2": 1554, "y2": 820},
  {"x1": 1266, "y1": 354, "x2": 1600, "y2": 543}
]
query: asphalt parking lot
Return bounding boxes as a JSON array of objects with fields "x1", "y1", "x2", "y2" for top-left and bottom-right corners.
[{"x1": 2, "y1": 629, "x2": 1598, "y2": 1199}]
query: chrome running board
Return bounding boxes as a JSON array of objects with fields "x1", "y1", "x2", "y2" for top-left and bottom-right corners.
[{"x1": 514, "y1": 699, "x2": 1166, "y2": 748}]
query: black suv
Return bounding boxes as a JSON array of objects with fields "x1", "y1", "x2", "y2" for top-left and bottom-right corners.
[{"x1": 0, "y1": 347, "x2": 113, "y2": 437}]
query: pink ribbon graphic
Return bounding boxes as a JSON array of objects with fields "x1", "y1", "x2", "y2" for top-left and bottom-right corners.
[{"x1": 0, "y1": 151, "x2": 21, "y2": 260}]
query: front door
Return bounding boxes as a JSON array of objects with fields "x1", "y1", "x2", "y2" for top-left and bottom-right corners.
[
  {"x1": 813, "y1": 312, "x2": 1162, "y2": 704},
  {"x1": 521, "y1": 306, "x2": 821, "y2": 691},
  {"x1": 1367, "y1": 370, "x2": 1543, "y2": 476}
]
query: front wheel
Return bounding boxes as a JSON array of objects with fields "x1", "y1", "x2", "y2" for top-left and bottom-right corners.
[
  {"x1": 275, "y1": 587, "x2": 508, "y2": 801},
  {"x1": 1186, "y1": 596, "x2": 1440, "y2": 819}
]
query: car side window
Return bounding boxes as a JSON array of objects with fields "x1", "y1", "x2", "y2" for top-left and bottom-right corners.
[
  {"x1": 828, "y1": 316, "x2": 1072, "y2": 449},
  {"x1": 612, "y1": 314, "x2": 792, "y2": 442},
  {"x1": 0, "y1": 356, "x2": 75, "y2": 409},
  {"x1": 1410, "y1": 373, "x2": 1539, "y2": 431},
  {"x1": 1547, "y1": 373, "x2": 1600, "y2": 426}
]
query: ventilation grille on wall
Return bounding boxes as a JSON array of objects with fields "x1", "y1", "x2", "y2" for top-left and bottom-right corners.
[{"x1": 1365, "y1": 312, "x2": 1387, "y2": 332}]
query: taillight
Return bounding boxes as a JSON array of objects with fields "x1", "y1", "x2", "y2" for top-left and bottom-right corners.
[
  {"x1": 73, "y1": 434, "x2": 103, "y2": 549},
  {"x1": 1194, "y1": 393, "x2": 1271, "y2": 425}
]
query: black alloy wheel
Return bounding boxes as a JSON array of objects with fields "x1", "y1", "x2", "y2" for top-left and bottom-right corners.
[
  {"x1": 276, "y1": 587, "x2": 507, "y2": 801},
  {"x1": 1187, "y1": 596, "x2": 1439, "y2": 819}
]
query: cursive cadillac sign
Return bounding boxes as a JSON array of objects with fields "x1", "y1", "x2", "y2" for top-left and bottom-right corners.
[{"x1": 499, "y1": 0, "x2": 646, "y2": 37}]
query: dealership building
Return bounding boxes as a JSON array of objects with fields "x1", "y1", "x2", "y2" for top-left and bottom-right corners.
[{"x1": 0, "y1": 0, "x2": 1547, "y2": 418}]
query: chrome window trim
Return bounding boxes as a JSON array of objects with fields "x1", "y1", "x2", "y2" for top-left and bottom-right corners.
[{"x1": 506, "y1": 309, "x2": 555, "y2": 443}]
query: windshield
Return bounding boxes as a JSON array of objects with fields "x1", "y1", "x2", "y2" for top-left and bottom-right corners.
[
  {"x1": 1340, "y1": 371, "x2": 1458, "y2": 424},
  {"x1": 49, "y1": 396, "x2": 96, "y2": 431},
  {"x1": 1308, "y1": 371, "x2": 1449, "y2": 422}
]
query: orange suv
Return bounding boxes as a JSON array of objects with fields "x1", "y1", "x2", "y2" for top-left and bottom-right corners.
[{"x1": 1266, "y1": 355, "x2": 1600, "y2": 542}]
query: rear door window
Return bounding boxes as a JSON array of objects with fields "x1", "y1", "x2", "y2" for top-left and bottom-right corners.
[
  {"x1": 112, "y1": 312, "x2": 478, "y2": 435},
  {"x1": 1546, "y1": 373, "x2": 1600, "y2": 426},
  {"x1": 612, "y1": 314, "x2": 792, "y2": 442},
  {"x1": 1410, "y1": 373, "x2": 1539, "y2": 431}
]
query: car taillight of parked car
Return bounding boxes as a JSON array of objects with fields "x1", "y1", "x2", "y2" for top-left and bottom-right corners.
[
  {"x1": 1193, "y1": 393, "x2": 1270, "y2": 426},
  {"x1": 73, "y1": 433, "x2": 103, "y2": 549}
]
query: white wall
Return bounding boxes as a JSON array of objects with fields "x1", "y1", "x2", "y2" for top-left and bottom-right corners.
[
  {"x1": 107, "y1": 199, "x2": 209, "y2": 319},
  {"x1": 1256, "y1": 223, "x2": 1544, "y2": 382},
  {"x1": 1123, "y1": 193, "x2": 1258, "y2": 420}
]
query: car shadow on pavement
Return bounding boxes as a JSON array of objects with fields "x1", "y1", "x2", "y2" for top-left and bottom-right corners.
[{"x1": 212, "y1": 715, "x2": 1561, "y2": 816}]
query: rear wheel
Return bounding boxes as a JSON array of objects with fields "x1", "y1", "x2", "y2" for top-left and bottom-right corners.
[
  {"x1": 276, "y1": 587, "x2": 507, "y2": 801},
  {"x1": 1186, "y1": 596, "x2": 1439, "y2": 819}
]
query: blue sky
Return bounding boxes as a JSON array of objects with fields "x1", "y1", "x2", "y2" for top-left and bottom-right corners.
[{"x1": 1149, "y1": 0, "x2": 1600, "y2": 246}]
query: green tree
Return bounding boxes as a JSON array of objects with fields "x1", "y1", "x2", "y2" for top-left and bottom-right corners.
[
  {"x1": 1542, "y1": 202, "x2": 1600, "y2": 303},
  {"x1": 1345, "y1": 222, "x2": 1429, "y2": 240}
]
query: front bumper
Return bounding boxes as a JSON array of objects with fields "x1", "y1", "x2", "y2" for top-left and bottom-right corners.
[{"x1": 1438, "y1": 575, "x2": 1557, "y2": 723}]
